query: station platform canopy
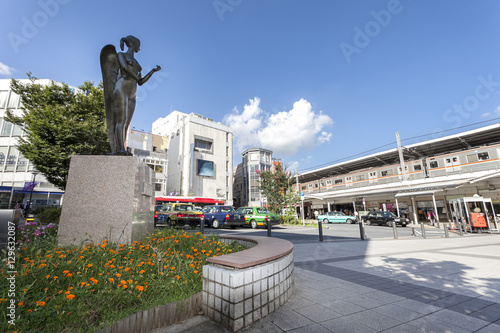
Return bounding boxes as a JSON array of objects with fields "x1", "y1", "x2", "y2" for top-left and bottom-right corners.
[{"x1": 298, "y1": 123, "x2": 500, "y2": 183}]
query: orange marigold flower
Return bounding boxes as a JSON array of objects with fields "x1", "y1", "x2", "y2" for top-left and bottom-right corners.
[
  {"x1": 46, "y1": 275, "x2": 50, "y2": 279},
  {"x1": 194, "y1": 270, "x2": 199, "y2": 274},
  {"x1": 35, "y1": 301, "x2": 46, "y2": 306},
  {"x1": 80, "y1": 282, "x2": 86, "y2": 286},
  {"x1": 63, "y1": 270, "x2": 69, "y2": 274},
  {"x1": 66, "y1": 273, "x2": 73, "y2": 277},
  {"x1": 136, "y1": 285, "x2": 144, "y2": 292},
  {"x1": 90, "y1": 277, "x2": 98, "y2": 284},
  {"x1": 124, "y1": 267, "x2": 131, "y2": 272},
  {"x1": 139, "y1": 270, "x2": 145, "y2": 274},
  {"x1": 53, "y1": 276, "x2": 58, "y2": 279},
  {"x1": 65, "y1": 291, "x2": 71, "y2": 295},
  {"x1": 115, "y1": 273, "x2": 121, "y2": 278},
  {"x1": 87, "y1": 264, "x2": 93, "y2": 268},
  {"x1": 109, "y1": 278, "x2": 115, "y2": 283},
  {"x1": 66, "y1": 294, "x2": 75, "y2": 300}
]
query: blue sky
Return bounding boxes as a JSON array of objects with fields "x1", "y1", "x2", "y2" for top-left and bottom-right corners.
[{"x1": 2, "y1": 0, "x2": 500, "y2": 173}]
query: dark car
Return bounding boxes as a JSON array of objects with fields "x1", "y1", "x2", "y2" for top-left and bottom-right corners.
[
  {"x1": 202, "y1": 205, "x2": 245, "y2": 229},
  {"x1": 362, "y1": 211, "x2": 408, "y2": 227}
]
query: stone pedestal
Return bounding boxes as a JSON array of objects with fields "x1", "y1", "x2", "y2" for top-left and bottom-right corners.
[{"x1": 57, "y1": 155, "x2": 154, "y2": 247}]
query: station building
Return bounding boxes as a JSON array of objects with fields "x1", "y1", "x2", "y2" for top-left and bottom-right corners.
[{"x1": 297, "y1": 123, "x2": 500, "y2": 231}]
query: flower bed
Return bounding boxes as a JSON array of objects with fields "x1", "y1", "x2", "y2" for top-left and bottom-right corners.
[{"x1": 1, "y1": 224, "x2": 244, "y2": 333}]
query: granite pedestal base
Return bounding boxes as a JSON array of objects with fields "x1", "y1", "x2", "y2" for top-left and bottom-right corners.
[{"x1": 57, "y1": 155, "x2": 154, "y2": 247}]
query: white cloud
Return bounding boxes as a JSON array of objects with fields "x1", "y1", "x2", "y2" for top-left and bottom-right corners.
[
  {"x1": 0, "y1": 61, "x2": 14, "y2": 76},
  {"x1": 224, "y1": 97, "x2": 333, "y2": 157}
]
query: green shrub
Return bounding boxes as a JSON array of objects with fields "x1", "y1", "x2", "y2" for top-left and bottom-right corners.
[{"x1": 37, "y1": 207, "x2": 61, "y2": 225}]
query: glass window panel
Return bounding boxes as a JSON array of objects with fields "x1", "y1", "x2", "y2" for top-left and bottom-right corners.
[
  {"x1": 1, "y1": 121, "x2": 12, "y2": 136},
  {"x1": 12, "y1": 124, "x2": 23, "y2": 136},
  {"x1": 0, "y1": 91, "x2": 8, "y2": 108},
  {"x1": 7, "y1": 93, "x2": 20, "y2": 108},
  {"x1": 478, "y1": 152, "x2": 489, "y2": 160},
  {"x1": 466, "y1": 154, "x2": 478, "y2": 163},
  {"x1": 0, "y1": 146, "x2": 7, "y2": 166}
]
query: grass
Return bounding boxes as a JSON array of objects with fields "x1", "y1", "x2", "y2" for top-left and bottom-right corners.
[{"x1": 1, "y1": 225, "x2": 245, "y2": 333}]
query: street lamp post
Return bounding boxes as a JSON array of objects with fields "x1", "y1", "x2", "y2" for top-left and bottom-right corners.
[{"x1": 27, "y1": 172, "x2": 39, "y2": 217}]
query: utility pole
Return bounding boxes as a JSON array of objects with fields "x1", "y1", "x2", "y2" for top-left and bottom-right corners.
[{"x1": 396, "y1": 132, "x2": 407, "y2": 181}]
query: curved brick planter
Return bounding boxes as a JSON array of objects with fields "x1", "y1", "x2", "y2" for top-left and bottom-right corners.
[
  {"x1": 203, "y1": 235, "x2": 295, "y2": 332},
  {"x1": 97, "y1": 235, "x2": 294, "y2": 333}
]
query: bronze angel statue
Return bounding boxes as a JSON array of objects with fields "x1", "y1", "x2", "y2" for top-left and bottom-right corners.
[{"x1": 100, "y1": 35, "x2": 161, "y2": 155}]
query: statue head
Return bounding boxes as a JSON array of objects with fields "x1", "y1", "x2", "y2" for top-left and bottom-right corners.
[{"x1": 120, "y1": 35, "x2": 141, "y2": 52}]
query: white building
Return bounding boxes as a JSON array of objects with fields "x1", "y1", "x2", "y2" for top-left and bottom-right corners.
[
  {"x1": 0, "y1": 79, "x2": 64, "y2": 208},
  {"x1": 240, "y1": 148, "x2": 273, "y2": 207},
  {"x1": 153, "y1": 112, "x2": 234, "y2": 204},
  {"x1": 127, "y1": 128, "x2": 169, "y2": 197}
]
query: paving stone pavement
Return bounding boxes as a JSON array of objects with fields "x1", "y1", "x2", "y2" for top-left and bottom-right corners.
[{"x1": 153, "y1": 233, "x2": 500, "y2": 333}]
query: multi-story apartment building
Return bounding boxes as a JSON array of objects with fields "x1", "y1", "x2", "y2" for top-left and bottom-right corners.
[
  {"x1": 0, "y1": 79, "x2": 64, "y2": 208},
  {"x1": 153, "y1": 112, "x2": 234, "y2": 204},
  {"x1": 238, "y1": 148, "x2": 273, "y2": 207}
]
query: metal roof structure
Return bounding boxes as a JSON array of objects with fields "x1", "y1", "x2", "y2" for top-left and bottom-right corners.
[{"x1": 298, "y1": 123, "x2": 500, "y2": 183}]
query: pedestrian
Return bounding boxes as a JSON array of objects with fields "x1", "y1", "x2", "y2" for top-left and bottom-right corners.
[{"x1": 23, "y1": 201, "x2": 30, "y2": 218}]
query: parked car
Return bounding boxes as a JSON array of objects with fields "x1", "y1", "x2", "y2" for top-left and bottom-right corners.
[
  {"x1": 156, "y1": 203, "x2": 204, "y2": 228},
  {"x1": 202, "y1": 205, "x2": 245, "y2": 229},
  {"x1": 236, "y1": 207, "x2": 280, "y2": 229},
  {"x1": 155, "y1": 203, "x2": 173, "y2": 227},
  {"x1": 317, "y1": 211, "x2": 357, "y2": 224},
  {"x1": 154, "y1": 204, "x2": 163, "y2": 225},
  {"x1": 362, "y1": 211, "x2": 409, "y2": 227}
]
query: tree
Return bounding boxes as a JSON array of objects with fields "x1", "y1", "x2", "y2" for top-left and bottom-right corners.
[
  {"x1": 257, "y1": 161, "x2": 299, "y2": 218},
  {"x1": 6, "y1": 75, "x2": 109, "y2": 190}
]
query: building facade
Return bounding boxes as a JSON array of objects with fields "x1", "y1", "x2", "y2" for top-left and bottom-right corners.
[
  {"x1": 127, "y1": 128, "x2": 169, "y2": 198},
  {"x1": 0, "y1": 79, "x2": 64, "y2": 208},
  {"x1": 153, "y1": 112, "x2": 234, "y2": 204},
  {"x1": 239, "y1": 148, "x2": 273, "y2": 207}
]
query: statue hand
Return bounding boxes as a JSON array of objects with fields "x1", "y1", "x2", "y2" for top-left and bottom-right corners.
[{"x1": 154, "y1": 65, "x2": 161, "y2": 72}]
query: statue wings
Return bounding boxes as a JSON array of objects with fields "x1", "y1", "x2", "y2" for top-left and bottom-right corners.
[{"x1": 100, "y1": 44, "x2": 119, "y2": 152}]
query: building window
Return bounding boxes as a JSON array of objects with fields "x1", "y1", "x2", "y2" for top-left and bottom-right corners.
[
  {"x1": 7, "y1": 93, "x2": 20, "y2": 109},
  {"x1": 477, "y1": 152, "x2": 489, "y2": 161},
  {"x1": 194, "y1": 138, "x2": 212, "y2": 152},
  {"x1": 429, "y1": 160, "x2": 438, "y2": 169},
  {"x1": 1, "y1": 121, "x2": 12, "y2": 137},
  {"x1": 381, "y1": 170, "x2": 393, "y2": 177},
  {"x1": 155, "y1": 183, "x2": 162, "y2": 192},
  {"x1": 0, "y1": 91, "x2": 9, "y2": 108},
  {"x1": 197, "y1": 159, "x2": 214, "y2": 177},
  {"x1": 154, "y1": 165, "x2": 164, "y2": 173}
]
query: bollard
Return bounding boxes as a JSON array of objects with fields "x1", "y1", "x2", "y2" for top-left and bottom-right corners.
[
  {"x1": 392, "y1": 221, "x2": 398, "y2": 239},
  {"x1": 200, "y1": 218, "x2": 205, "y2": 234},
  {"x1": 458, "y1": 221, "x2": 463, "y2": 236},
  {"x1": 359, "y1": 221, "x2": 365, "y2": 240},
  {"x1": 318, "y1": 220, "x2": 324, "y2": 241},
  {"x1": 267, "y1": 219, "x2": 272, "y2": 237},
  {"x1": 420, "y1": 223, "x2": 426, "y2": 239},
  {"x1": 444, "y1": 223, "x2": 449, "y2": 238},
  {"x1": 411, "y1": 224, "x2": 416, "y2": 237},
  {"x1": 436, "y1": 220, "x2": 440, "y2": 229}
]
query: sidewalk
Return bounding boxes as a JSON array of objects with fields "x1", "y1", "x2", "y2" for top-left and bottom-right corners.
[{"x1": 154, "y1": 234, "x2": 500, "y2": 332}]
